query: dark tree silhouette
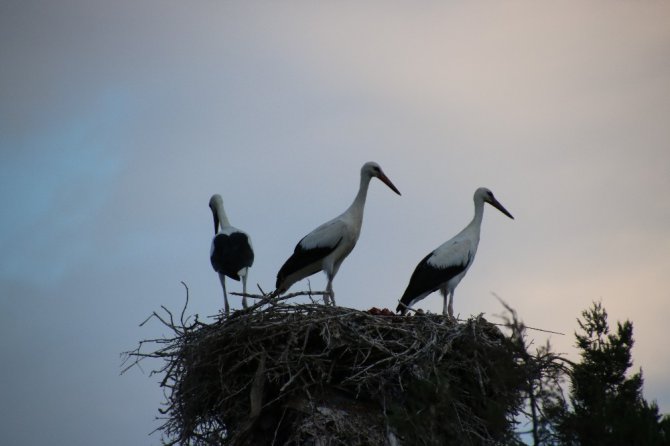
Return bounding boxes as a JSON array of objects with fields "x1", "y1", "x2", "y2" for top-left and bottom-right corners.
[{"x1": 544, "y1": 302, "x2": 670, "y2": 446}]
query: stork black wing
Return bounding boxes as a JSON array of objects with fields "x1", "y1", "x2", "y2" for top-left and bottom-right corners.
[
  {"x1": 211, "y1": 232, "x2": 254, "y2": 280},
  {"x1": 397, "y1": 252, "x2": 468, "y2": 313},
  {"x1": 276, "y1": 237, "x2": 343, "y2": 289}
]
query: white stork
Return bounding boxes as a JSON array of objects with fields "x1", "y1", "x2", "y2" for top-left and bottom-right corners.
[
  {"x1": 396, "y1": 187, "x2": 513, "y2": 318},
  {"x1": 275, "y1": 162, "x2": 401, "y2": 305},
  {"x1": 209, "y1": 194, "x2": 254, "y2": 315}
]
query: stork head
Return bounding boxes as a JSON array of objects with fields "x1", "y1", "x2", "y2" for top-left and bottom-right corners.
[
  {"x1": 362, "y1": 161, "x2": 401, "y2": 195},
  {"x1": 208, "y1": 194, "x2": 224, "y2": 233},
  {"x1": 477, "y1": 187, "x2": 514, "y2": 219}
]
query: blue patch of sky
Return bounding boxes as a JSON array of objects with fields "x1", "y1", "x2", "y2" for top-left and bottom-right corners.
[{"x1": 0, "y1": 88, "x2": 133, "y2": 286}]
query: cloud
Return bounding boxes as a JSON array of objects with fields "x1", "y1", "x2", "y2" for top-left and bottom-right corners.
[
  {"x1": 0, "y1": 94, "x2": 126, "y2": 285},
  {"x1": 2, "y1": 2, "x2": 670, "y2": 444}
]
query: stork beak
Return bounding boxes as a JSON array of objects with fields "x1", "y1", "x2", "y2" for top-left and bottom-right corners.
[
  {"x1": 378, "y1": 172, "x2": 401, "y2": 196},
  {"x1": 490, "y1": 198, "x2": 514, "y2": 220},
  {"x1": 212, "y1": 212, "x2": 220, "y2": 234}
]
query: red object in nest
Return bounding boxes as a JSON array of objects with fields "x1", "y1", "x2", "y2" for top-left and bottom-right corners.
[{"x1": 366, "y1": 307, "x2": 396, "y2": 316}]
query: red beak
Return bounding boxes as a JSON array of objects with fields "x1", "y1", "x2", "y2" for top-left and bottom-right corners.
[{"x1": 378, "y1": 172, "x2": 401, "y2": 196}]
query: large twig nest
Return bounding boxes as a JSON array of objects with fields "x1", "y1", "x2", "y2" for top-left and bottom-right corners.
[{"x1": 126, "y1": 295, "x2": 530, "y2": 445}]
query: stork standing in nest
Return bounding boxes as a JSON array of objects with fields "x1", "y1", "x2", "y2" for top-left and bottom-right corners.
[
  {"x1": 397, "y1": 187, "x2": 513, "y2": 318},
  {"x1": 209, "y1": 194, "x2": 254, "y2": 314},
  {"x1": 275, "y1": 162, "x2": 401, "y2": 305}
]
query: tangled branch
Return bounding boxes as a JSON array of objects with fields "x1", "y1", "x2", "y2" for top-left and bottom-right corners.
[{"x1": 124, "y1": 290, "x2": 565, "y2": 445}]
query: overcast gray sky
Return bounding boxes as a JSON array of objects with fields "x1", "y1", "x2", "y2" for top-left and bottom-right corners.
[{"x1": 2, "y1": 1, "x2": 669, "y2": 444}]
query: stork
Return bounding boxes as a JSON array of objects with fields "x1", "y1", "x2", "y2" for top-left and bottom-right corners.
[
  {"x1": 209, "y1": 194, "x2": 254, "y2": 315},
  {"x1": 396, "y1": 187, "x2": 513, "y2": 318},
  {"x1": 275, "y1": 162, "x2": 401, "y2": 305}
]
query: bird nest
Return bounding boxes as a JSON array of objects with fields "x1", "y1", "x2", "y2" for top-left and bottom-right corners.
[{"x1": 124, "y1": 291, "x2": 534, "y2": 446}]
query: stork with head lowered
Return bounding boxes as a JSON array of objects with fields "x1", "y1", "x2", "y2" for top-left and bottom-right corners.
[{"x1": 209, "y1": 194, "x2": 255, "y2": 315}]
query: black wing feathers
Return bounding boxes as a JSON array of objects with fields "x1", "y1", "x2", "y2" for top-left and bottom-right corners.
[
  {"x1": 211, "y1": 232, "x2": 254, "y2": 280},
  {"x1": 276, "y1": 237, "x2": 343, "y2": 288},
  {"x1": 397, "y1": 252, "x2": 469, "y2": 312}
]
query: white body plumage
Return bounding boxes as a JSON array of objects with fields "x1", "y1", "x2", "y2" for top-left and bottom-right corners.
[
  {"x1": 275, "y1": 162, "x2": 401, "y2": 305},
  {"x1": 397, "y1": 187, "x2": 513, "y2": 317}
]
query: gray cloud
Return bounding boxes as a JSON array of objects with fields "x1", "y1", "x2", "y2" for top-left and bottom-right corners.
[{"x1": 2, "y1": 1, "x2": 670, "y2": 444}]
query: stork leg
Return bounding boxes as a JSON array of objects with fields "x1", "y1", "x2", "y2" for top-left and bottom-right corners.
[
  {"x1": 447, "y1": 291, "x2": 455, "y2": 320},
  {"x1": 219, "y1": 273, "x2": 230, "y2": 315},
  {"x1": 441, "y1": 287, "x2": 449, "y2": 316},
  {"x1": 241, "y1": 272, "x2": 248, "y2": 309},
  {"x1": 326, "y1": 277, "x2": 336, "y2": 306}
]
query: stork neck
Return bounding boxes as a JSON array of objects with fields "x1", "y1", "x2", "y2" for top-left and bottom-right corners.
[
  {"x1": 347, "y1": 174, "x2": 372, "y2": 220},
  {"x1": 467, "y1": 197, "x2": 486, "y2": 234},
  {"x1": 216, "y1": 207, "x2": 231, "y2": 229}
]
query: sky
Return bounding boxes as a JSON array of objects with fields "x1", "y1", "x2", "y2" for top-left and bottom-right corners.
[{"x1": 1, "y1": 1, "x2": 669, "y2": 444}]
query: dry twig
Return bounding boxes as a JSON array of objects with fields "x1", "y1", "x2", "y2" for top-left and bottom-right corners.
[{"x1": 124, "y1": 291, "x2": 564, "y2": 445}]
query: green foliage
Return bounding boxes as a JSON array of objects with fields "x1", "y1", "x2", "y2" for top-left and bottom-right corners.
[{"x1": 543, "y1": 301, "x2": 670, "y2": 446}]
